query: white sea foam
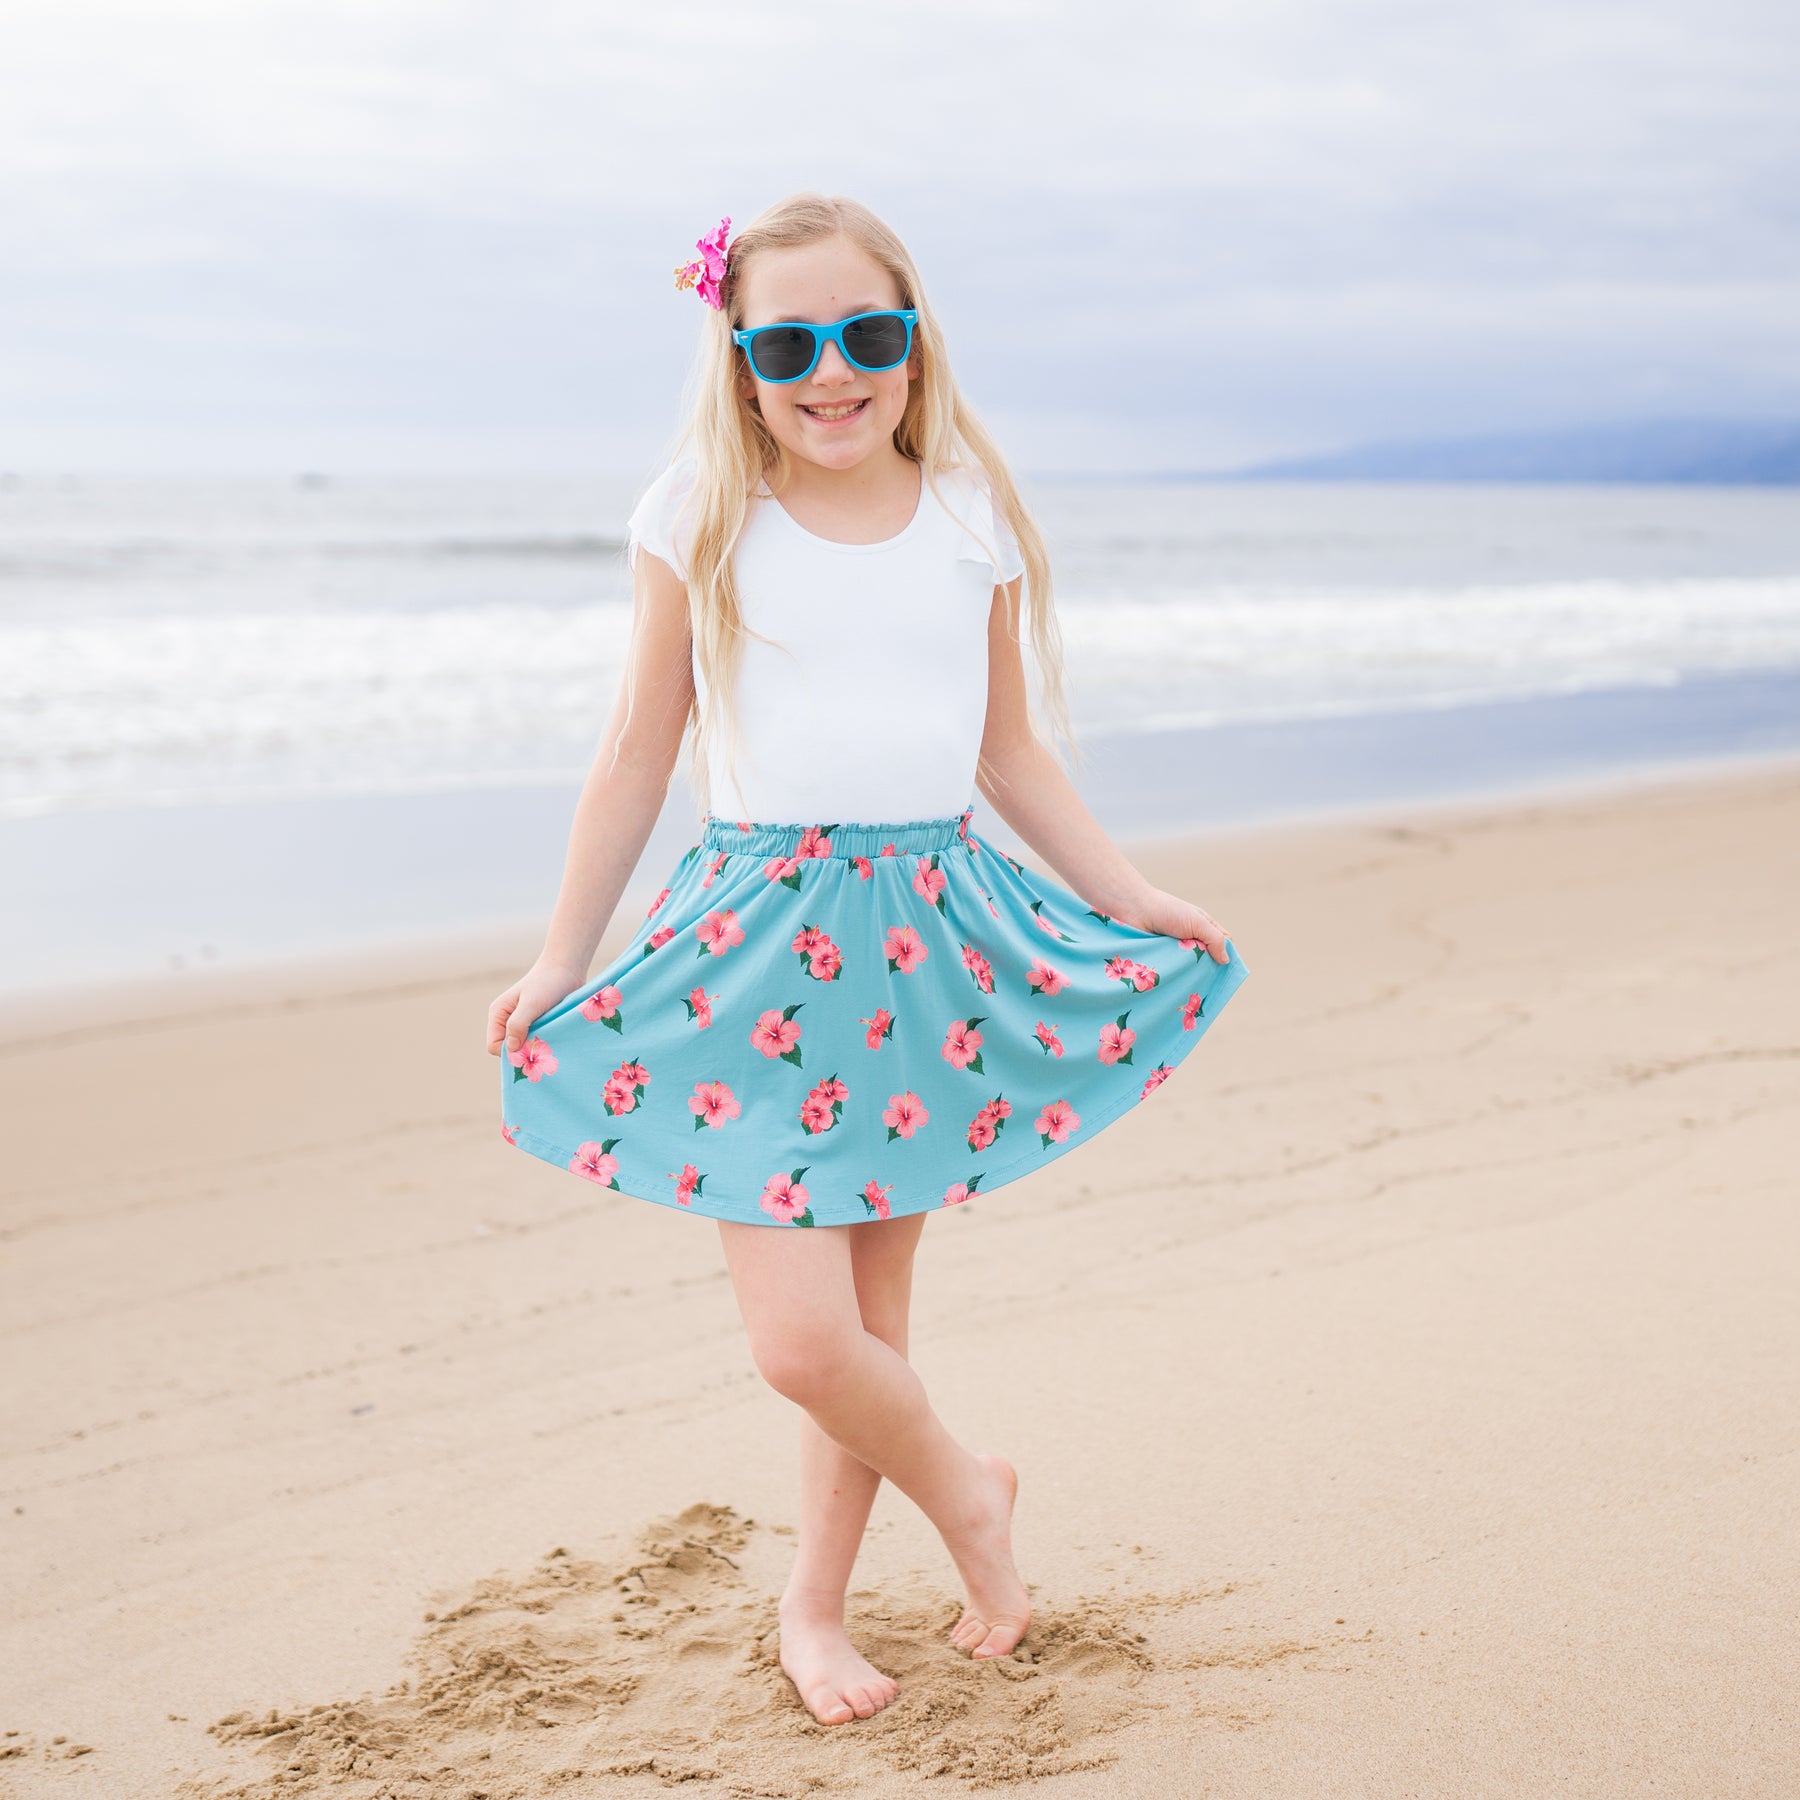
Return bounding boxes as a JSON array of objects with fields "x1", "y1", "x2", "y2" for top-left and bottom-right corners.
[{"x1": 4, "y1": 476, "x2": 1799, "y2": 816}]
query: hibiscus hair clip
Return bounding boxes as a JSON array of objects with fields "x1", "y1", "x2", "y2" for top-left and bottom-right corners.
[{"x1": 673, "y1": 216, "x2": 731, "y2": 310}]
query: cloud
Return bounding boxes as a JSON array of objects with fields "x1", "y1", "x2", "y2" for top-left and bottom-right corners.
[{"x1": 2, "y1": 0, "x2": 1796, "y2": 470}]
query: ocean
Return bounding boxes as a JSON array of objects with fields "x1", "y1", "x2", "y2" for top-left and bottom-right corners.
[{"x1": 4, "y1": 473, "x2": 1798, "y2": 1000}]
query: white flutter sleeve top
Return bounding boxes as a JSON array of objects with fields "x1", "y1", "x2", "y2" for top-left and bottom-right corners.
[{"x1": 626, "y1": 453, "x2": 1024, "y2": 824}]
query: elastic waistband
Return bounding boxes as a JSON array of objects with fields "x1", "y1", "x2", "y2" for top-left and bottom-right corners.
[{"x1": 700, "y1": 806, "x2": 974, "y2": 861}]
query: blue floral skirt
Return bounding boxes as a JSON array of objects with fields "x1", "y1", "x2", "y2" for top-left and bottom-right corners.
[{"x1": 500, "y1": 805, "x2": 1248, "y2": 1227}]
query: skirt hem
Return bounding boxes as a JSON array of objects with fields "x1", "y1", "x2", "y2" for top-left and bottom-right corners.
[{"x1": 501, "y1": 950, "x2": 1248, "y2": 1227}]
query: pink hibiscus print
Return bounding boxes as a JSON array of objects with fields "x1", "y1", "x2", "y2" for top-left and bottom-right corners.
[
  {"x1": 1140, "y1": 1062, "x2": 1174, "y2": 1098},
  {"x1": 750, "y1": 1003, "x2": 805, "y2": 1066},
  {"x1": 499, "y1": 1120, "x2": 518, "y2": 1145},
  {"x1": 695, "y1": 908, "x2": 745, "y2": 958},
  {"x1": 569, "y1": 1139, "x2": 620, "y2": 1187},
  {"x1": 799, "y1": 1076, "x2": 846, "y2": 1135},
  {"x1": 1181, "y1": 991, "x2": 1205, "y2": 1030},
  {"x1": 507, "y1": 1035, "x2": 558, "y2": 1083},
  {"x1": 1098, "y1": 1014, "x2": 1137, "y2": 1065},
  {"x1": 853, "y1": 855, "x2": 874, "y2": 881},
  {"x1": 792, "y1": 922, "x2": 843, "y2": 982},
  {"x1": 603, "y1": 1058, "x2": 651, "y2": 1115},
  {"x1": 965, "y1": 1095, "x2": 1013, "y2": 1152},
  {"x1": 1027, "y1": 957, "x2": 1067, "y2": 996},
  {"x1": 859, "y1": 1006, "x2": 895, "y2": 1049},
  {"x1": 883, "y1": 1091, "x2": 929, "y2": 1141},
  {"x1": 646, "y1": 924, "x2": 675, "y2": 952},
  {"x1": 941, "y1": 1015, "x2": 987, "y2": 1072},
  {"x1": 796, "y1": 824, "x2": 834, "y2": 859},
  {"x1": 688, "y1": 1079, "x2": 740, "y2": 1130},
  {"x1": 913, "y1": 854, "x2": 948, "y2": 912},
  {"x1": 861, "y1": 1178, "x2": 892, "y2": 1220},
  {"x1": 701, "y1": 850, "x2": 729, "y2": 887},
  {"x1": 670, "y1": 1161, "x2": 703, "y2": 1205},
  {"x1": 681, "y1": 984, "x2": 715, "y2": 1028},
  {"x1": 961, "y1": 943, "x2": 995, "y2": 994},
  {"x1": 1105, "y1": 954, "x2": 1160, "y2": 992},
  {"x1": 580, "y1": 984, "x2": 624, "y2": 1031},
  {"x1": 1035, "y1": 1020, "x2": 1064, "y2": 1058},
  {"x1": 885, "y1": 924, "x2": 928, "y2": 974},
  {"x1": 645, "y1": 886, "x2": 671, "y2": 918},
  {"x1": 1035, "y1": 1099, "x2": 1080, "y2": 1145},
  {"x1": 761, "y1": 1168, "x2": 813, "y2": 1226}
]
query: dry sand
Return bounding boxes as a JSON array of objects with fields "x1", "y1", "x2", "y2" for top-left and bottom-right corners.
[{"x1": 3, "y1": 763, "x2": 1796, "y2": 1798}]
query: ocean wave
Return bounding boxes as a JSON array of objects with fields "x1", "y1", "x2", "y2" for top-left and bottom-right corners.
[{"x1": 5, "y1": 575, "x2": 1800, "y2": 816}]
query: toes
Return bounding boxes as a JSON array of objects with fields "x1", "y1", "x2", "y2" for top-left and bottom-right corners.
[
  {"x1": 970, "y1": 1617, "x2": 1028, "y2": 1659},
  {"x1": 807, "y1": 1685, "x2": 855, "y2": 1724}
]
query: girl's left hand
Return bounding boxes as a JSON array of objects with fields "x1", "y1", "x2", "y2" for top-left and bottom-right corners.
[{"x1": 1118, "y1": 885, "x2": 1232, "y2": 963}]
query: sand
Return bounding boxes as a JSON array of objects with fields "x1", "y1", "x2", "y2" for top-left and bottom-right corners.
[{"x1": 3, "y1": 762, "x2": 1796, "y2": 1798}]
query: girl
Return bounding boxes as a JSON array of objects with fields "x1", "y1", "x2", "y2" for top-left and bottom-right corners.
[{"x1": 485, "y1": 193, "x2": 1247, "y2": 1727}]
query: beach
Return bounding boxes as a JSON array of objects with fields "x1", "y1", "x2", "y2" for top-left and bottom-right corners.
[{"x1": 4, "y1": 758, "x2": 1795, "y2": 1798}]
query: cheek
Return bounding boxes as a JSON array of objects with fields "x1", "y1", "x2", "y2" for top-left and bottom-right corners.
[{"x1": 875, "y1": 369, "x2": 912, "y2": 415}]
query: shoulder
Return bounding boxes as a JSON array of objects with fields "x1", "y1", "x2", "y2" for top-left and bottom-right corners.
[
  {"x1": 929, "y1": 462, "x2": 1025, "y2": 585},
  {"x1": 627, "y1": 449, "x2": 701, "y2": 580}
]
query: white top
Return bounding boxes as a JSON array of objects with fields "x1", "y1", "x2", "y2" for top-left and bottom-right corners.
[{"x1": 626, "y1": 452, "x2": 1025, "y2": 823}]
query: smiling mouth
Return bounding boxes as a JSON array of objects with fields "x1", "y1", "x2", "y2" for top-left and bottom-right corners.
[{"x1": 798, "y1": 398, "x2": 870, "y2": 422}]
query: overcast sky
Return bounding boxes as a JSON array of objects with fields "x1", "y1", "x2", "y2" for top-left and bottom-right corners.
[{"x1": 3, "y1": 0, "x2": 1797, "y2": 474}]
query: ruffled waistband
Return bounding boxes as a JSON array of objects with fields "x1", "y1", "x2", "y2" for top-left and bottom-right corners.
[{"x1": 699, "y1": 806, "x2": 974, "y2": 860}]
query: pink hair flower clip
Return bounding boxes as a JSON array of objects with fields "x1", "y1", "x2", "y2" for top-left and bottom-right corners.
[{"x1": 673, "y1": 216, "x2": 731, "y2": 310}]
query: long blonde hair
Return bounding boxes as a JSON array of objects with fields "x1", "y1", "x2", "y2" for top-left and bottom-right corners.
[{"x1": 632, "y1": 191, "x2": 1078, "y2": 821}]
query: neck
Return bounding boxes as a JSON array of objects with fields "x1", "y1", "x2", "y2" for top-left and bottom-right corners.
[{"x1": 769, "y1": 440, "x2": 914, "y2": 503}]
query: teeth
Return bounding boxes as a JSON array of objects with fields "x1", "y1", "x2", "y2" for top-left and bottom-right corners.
[{"x1": 803, "y1": 400, "x2": 866, "y2": 419}]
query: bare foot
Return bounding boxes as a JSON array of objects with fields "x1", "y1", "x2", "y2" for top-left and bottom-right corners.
[
  {"x1": 943, "y1": 1452, "x2": 1030, "y2": 1659},
  {"x1": 776, "y1": 1593, "x2": 899, "y2": 1724}
]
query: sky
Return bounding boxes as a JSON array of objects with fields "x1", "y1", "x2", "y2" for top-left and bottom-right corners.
[{"x1": 2, "y1": 0, "x2": 1797, "y2": 475}]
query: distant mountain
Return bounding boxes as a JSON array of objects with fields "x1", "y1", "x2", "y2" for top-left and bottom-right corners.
[{"x1": 1218, "y1": 419, "x2": 1800, "y2": 484}]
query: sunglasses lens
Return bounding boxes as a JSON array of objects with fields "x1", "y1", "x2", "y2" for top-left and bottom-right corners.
[
  {"x1": 748, "y1": 326, "x2": 818, "y2": 382},
  {"x1": 842, "y1": 314, "x2": 911, "y2": 370}
]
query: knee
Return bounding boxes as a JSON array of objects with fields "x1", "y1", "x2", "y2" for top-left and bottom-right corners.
[{"x1": 748, "y1": 1326, "x2": 859, "y2": 1409}]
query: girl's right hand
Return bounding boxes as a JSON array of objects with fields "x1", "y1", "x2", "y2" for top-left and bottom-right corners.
[{"x1": 485, "y1": 956, "x2": 588, "y2": 1058}]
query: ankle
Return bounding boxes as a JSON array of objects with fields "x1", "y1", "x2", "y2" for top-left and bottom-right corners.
[
  {"x1": 778, "y1": 1581, "x2": 847, "y2": 1626},
  {"x1": 933, "y1": 1449, "x2": 998, "y2": 1544}
]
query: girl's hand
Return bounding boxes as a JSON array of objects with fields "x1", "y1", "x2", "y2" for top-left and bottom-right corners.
[
  {"x1": 485, "y1": 956, "x2": 588, "y2": 1057},
  {"x1": 1117, "y1": 885, "x2": 1232, "y2": 964}
]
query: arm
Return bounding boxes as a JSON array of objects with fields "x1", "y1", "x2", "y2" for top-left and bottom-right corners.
[
  {"x1": 487, "y1": 546, "x2": 695, "y2": 1054},
  {"x1": 974, "y1": 579, "x2": 1231, "y2": 964}
]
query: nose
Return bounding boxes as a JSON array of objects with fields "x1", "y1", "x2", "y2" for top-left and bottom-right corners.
[{"x1": 810, "y1": 338, "x2": 856, "y2": 386}]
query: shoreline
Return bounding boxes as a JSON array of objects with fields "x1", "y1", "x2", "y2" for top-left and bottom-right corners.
[{"x1": 6, "y1": 735, "x2": 1797, "y2": 1044}]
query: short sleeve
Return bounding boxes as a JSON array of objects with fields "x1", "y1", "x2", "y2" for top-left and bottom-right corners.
[
  {"x1": 626, "y1": 452, "x2": 699, "y2": 582},
  {"x1": 945, "y1": 465, "x2": 1026, "y2": 585}
]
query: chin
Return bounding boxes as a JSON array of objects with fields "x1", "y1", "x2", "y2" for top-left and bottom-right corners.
[{"x1": 783, "y1": 428, "x2": 882, "y2": 469}]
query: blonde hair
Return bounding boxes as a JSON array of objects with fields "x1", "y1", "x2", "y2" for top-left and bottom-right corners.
[{"x1": 633, "y1": 191, "x2": 1078, "y2": 821}]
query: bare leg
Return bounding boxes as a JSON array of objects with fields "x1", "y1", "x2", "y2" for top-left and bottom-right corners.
[
  {"x1": 783, "y1": 1211, "x2": 924, "y2": 1612},
  {"x1": 770, "y1": 1212, "x2": 924, "y2": 1722},
  {"x1": 718, "y1": 1213, "x2": 1030, "y2": 1710}
]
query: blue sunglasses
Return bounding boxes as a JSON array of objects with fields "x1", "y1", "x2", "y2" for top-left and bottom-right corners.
[{"x1": 732, "y1": 309, "x2": 919, "y2": 384}]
